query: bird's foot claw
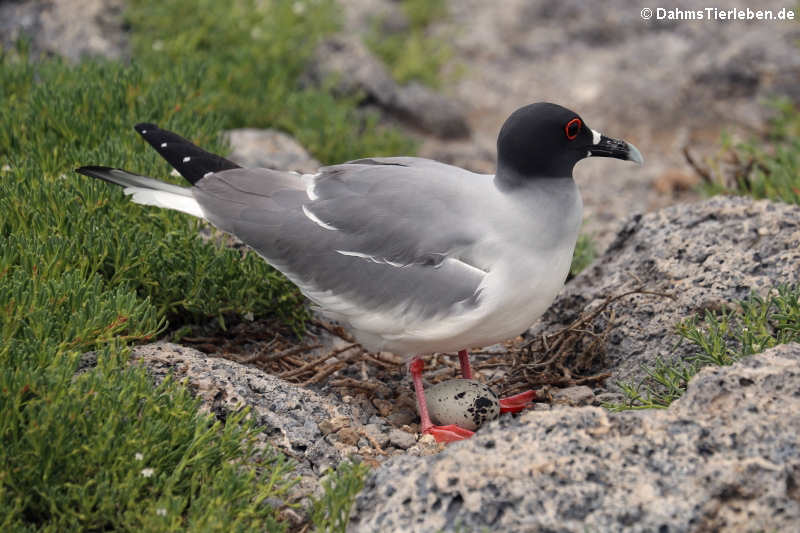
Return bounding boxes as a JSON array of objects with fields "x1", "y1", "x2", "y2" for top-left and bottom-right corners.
[
  {"x1": 499, "y1": 390, "x2": 536, "y2": 413},
  {"x1": 423, "y1": 424, "x2": 475, "y2": 443}
]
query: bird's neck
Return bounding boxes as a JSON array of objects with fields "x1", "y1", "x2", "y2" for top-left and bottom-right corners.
[
  {"x1": 493, "y1": 163, "x2": 574, "y2": 192},
  {"x1": 491, "y1": 173, "x2": 583, "y2": 254}
]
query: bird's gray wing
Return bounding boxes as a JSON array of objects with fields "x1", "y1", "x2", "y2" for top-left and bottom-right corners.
[
  {"x1": 307, "y1": 157, "x2": 488, "y2": 266},
  {"x1": 191, "y1": 158, "x2": 491, "y2": 319}
]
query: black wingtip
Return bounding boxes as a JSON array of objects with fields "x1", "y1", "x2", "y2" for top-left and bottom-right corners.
[
  {"x1": 74, "y1": 165, "x2": 125, "y2": 188},
  {"x1": 76, "y1": 165, "x2": 111, "y2": 173},
  {"x1": 75, "y1": 165, "x2": 114, "y2": 178},
  {"x1": 134, "y1": 123, "x2": 158, "y2": 135},
  {"x1": 131, "y1": 122, "x2": 240, "y2": 184}
]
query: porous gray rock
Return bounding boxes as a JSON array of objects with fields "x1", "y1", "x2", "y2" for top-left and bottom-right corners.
[
  {"x1": 0, "y1": 0, "x2": 127, "y2": 61},
  {"x1": 129, "y1": 342, "x2": 359, "y2": 500},
  {"x1": 364, "y1": 422, "x2": 390, "y2": 449},
  {"x1": 348, "y1": 343, "x2": 800, "y2": 532},
  {"x1": 387, "y1": 428, "x2": 416, "y2": 450},
  {"x1": 338, "y1": 0, "x2": 410, "y2": 36},
  {"x1": 531, "y1": 195, "x2": 800, "y2": 390},
  {"x1": 305, "y1": 36, "x2": 470, "y2": 139},
  {"x1": 224, "y1": 129, "x2": 321, "y2": 172},
  {"x1": 550, "y1": 385, "x2": 595, "y2": 406}
]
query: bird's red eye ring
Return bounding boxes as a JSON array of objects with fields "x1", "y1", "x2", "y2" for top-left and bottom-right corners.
[{"x1": 565, "y1": 118, "x2": 581, "y2": 140}]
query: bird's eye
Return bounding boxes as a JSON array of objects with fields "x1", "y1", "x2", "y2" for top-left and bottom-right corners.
[{"x1": 565, "y1": 118, "x2": 581, "y2": 140}]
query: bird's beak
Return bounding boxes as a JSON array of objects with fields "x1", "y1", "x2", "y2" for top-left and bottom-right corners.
[{"x1": 588, "y1": 129, "x2": 644, "y2": 165}]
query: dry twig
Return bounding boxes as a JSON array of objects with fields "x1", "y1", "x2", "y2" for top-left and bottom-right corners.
[
  {"x1": 498, "y1": 286, "x2": 675, "y2": 395},
  {"x1": 300, "y1": 348, "x2": 363, "y2": 386},
  {"x1": 236, "y1": 343, "x2": 321, "y2": 364},
  {"x1": 279, "y1": 343, "x2": 359, "y2": 380},
  {"x1": 329, "y1": 377, "x2": 391, "y2": 396}
]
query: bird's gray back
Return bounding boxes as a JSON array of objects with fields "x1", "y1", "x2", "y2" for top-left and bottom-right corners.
[{"x1": 191, "y1": 158, "x2": 492, "y2": 322}]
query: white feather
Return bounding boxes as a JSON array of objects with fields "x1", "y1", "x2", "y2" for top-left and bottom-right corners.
[
  {"x1": 336, "y1": 249, "x2": 409, "y2": 267},
  {"x1": 123, "y1": 188, "x2": 205, "y2": 218},
  {"x1": 302, "y1": 205, "x2": 338, "y2": 231},
  {"x1": 301, "y1": 172, "x2": 321, "y2": 201}
]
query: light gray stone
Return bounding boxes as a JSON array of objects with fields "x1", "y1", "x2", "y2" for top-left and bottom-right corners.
[
  {"x1": 0, "y1": 0, "x2": 127, "y2": 61},
  {"x1": 550, "y1": 385, "x2": 595, "y2": 406},
  {"x1": 305, "y1": 36, "x2": 470, "y2": 139},
  {"x1": 364, "y1": 423, "x2": 390, "y2": 449},
  {"x1": 129, "y1": 342, "x2": 358, "y2": 500},
  {"x1": 531, "y1": 195, "x2": 800, "y2": 391},
  {"x1": 224, "y1": 128, "x2": 320, "y2": 172},
  {"x1": 349, "y1": 343, "x2": 800, "y2": 532},
  {"x1": 387, "y1": 428, "x2": 417, "y2": 450}
]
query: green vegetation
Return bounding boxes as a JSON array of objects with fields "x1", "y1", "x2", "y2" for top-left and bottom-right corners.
[
  {"x1": 613, "y1": 285, "x2": 800, "y2": 410},
  {"x1": 126, "y1": 0, "x2": 415, "y2": 163},
  {"x1": 612, "y1": 101, "x2": 800, "y2": 410},
  {"x1": 569, "y1": 232, "x2": 597, "y2": 278},
  {"x1": 0, "y1": 0, "x2": 423, "y2": 527},
  {"x1": 0, "y1": 55, "x2": 308, "y2": 332},
  {"x1": 365, "y1": 0, "x2": 454, "y2": 87},
  {"x1": 1, "y1": 350, "x2": 297, "y2": 530},
  {"x1": 309, "y1": 461, "x2": 370, "y2": 533},
  {"x1": 700, "y1": 99, "x2": 800, "y2": 205}
]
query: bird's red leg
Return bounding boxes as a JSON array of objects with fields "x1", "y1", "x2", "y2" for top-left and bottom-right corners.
[
  {"x1": 458, "y1": 349, "x2": 472, "y2": 379},
  {"x1": 410, "y1": 356, "x2": 474, "y2": 443},
  {"x1": 499, "y1": 390, "x2": 537, "y2": 413},
  {"x1": 459, "y1": 349, "x2": 536, "y2": 412}
]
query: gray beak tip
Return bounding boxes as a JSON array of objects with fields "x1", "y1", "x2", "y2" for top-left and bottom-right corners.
[{"x1": 627, "y1": 142, "x2": 644, "y2": 166}]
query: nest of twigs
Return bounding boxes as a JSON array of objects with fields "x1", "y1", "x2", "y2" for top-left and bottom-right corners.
[
  {"x1": 493, "y1": 287, "x2": 676, "y2": 398},
  {"x1": 180, "y1": 287, "x2": 675, "y2": 405},
  {"x1": 181, "y1": 318, "x2": 405, "y2": 388}
]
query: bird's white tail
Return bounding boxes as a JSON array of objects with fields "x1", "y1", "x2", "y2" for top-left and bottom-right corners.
[
  {"x1": 123, "y1": 188, "x2": 204, "y2": 218},
  {"x1": 75, "y1": 166, "x2": 205, "y2": 218}
]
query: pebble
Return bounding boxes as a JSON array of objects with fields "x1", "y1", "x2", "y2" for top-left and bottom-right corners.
[{"x1": 388, "y1": 428, "x2": 417, "y2": 450}]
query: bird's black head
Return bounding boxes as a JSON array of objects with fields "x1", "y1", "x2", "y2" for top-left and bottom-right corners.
[{"x1": 496, "y1": 102, "x2": 643, "y2": 185}]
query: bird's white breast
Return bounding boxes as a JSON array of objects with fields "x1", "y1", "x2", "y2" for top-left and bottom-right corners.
[{"x1": 346, "y1": 178, "x2": 583, "y2": 356}]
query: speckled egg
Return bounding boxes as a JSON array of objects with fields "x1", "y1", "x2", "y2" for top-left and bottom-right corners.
[{"x1": 424, "y1": 379, "x2": 500, "y2": 431}]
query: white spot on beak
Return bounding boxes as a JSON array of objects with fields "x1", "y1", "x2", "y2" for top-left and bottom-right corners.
[
  {"x1": 302, "y1": 205, "x2": 338, "y2": 231},
  {"x1": 591, "y1": 129, "x2": 602, "y2": 145}
]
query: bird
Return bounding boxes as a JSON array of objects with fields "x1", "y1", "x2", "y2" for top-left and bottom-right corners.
[{"x1": 76, "y1": 102, "x2": 643, "y2": 443}]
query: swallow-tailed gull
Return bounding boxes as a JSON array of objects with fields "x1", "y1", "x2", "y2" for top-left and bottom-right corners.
[{"x1": 77, "y1": 102, "x2": 643, "y2": 442}]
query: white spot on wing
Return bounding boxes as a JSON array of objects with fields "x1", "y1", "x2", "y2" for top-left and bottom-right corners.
[
  {"x1": 141, "y1": 130, "x2": 147, "y2": 134},
  {"x1": 336, "y1": 249, "x2": 410, "y2": 267},
  {"x1": 202, "y1": 171, "x2": 213, "y2": 178},
  {"x1": 302, "y1": 205, "x2": 338, "y2": 231},
  {"x1": 451, "y1": 257, "x2": 489, "y2": 275},
  {"x1": 182, "y1": 156, "x2": 191, "y2": 163},
  {"x1": 161, "y1": 142, "x2": 167, "y2": 148},
  {"x1": 306, "y1": 182, "x2": 318, "y2": 201},
  {"x1": 302, "y1": 172, "x2": 321, "y2": 201},
  {"x1": 337, "y1": 249, "x2": 373, "y2": 260},
  {"x1": 591, "y1": 129, "x2": 602, "y2": 145}
]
